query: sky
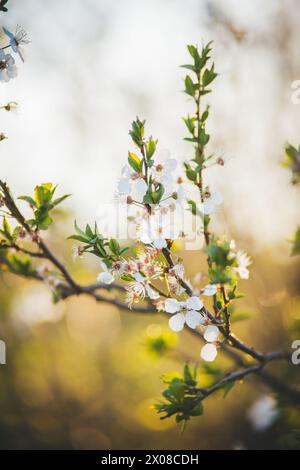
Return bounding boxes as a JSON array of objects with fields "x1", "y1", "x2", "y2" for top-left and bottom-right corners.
[{"x1": 0, "y1": 0, "x2": 299, "y2": 248}]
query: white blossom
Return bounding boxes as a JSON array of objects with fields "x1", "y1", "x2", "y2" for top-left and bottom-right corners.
[
  {"x1": 117, "y1": 165, "x2": 148, "y2": 201},
  {"x1": 200, "y1": 343, "x2": 218, "y2": 362},
  {"x1": 97, "y1": 262, "x2": 115, "y2": 284},
  {"x1": 247, "y1": 396, "x2": 278, "y2": 431},
  {"x1": 165, "y1": 296, "x2": 204, "y2": 332},
  {"x1": 234, "y1": 250, "x2": 251, "y2": 279},
  {"x1": 0, "y1": 49, "x2": 17, "y2": 82},
  {"x1": 3, "y1": 26, "x2": 30, "y2": 62},
  {"x1": 203, "y1": 325, "x2": 219, "y2": 342},
  {"x1": 202, "y1": 284, "x2": 217, "y2": 296},
  {"x1": 97, "y1": 270, "x2": 115, "y2": 285},
  {"x1": 151, "y1": 154, "x2": 177, "y2": 190},
  {"x1": 138, "y1": 214, "x2": 180, "y2": 249},
  {"x1": 201, "y1": 325, "x2": 220, "y2": 361},
  {"x1": 200, "y1": 191, "x2": 223, "y2": 215},
  {"x1": 125, "y1": 272, "x2": 159, "y2": 308}
]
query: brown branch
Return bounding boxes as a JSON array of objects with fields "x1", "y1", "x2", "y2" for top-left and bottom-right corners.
[{"x1": 1, "y1": 180, "x2": 300, "y2": 406}]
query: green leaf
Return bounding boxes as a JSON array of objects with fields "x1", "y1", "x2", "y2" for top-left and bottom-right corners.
[
  {"x1": 128, "y1": 151, "x2": 143, "y2": 173},
  {"x1": 202, "y1": 64, "x2": 218, "y2": 87},
  {"x1": 201, "y1": 108, "x2": 209, "y2": 122},
  {"x1": 68, "y1": 234, "x2": 90, "y2": 243},
  {"x1": 222, "y1": 381, "x2": 235, "y2": 398},
  {"x1": 188, "y1": 199, "x2": 198, "y2": 216},
  {"x1": 85, "y1": 224, "x2": 94, "y2": 239},
  {"x1": 151, "y1": 183, "x2": 165, "y2": 204},
  {"x1": 18, "y1": 196, "x2": 37, "y2": 207},
  {"x1": 129, "y1": 117, "x2": 145, "y2": 147},
  {"x1": 185, "y1": 167, "x2": 197, "y2": 182},
  {"x1": 121, "y1": 273, "x2": 135, "y2": 282},
  {"x1": 199, "y1": 128, "x2": 210, "y2": 145},
  {"x1": 52, "y1": 194, "x2": 71, "y2": 207},
  {"x1": 187, "y1": 44, "x2": 201, "y2": 69},
  {"x1": 180, "y1": 64, "x2": 196, "y2": 72},
  {"x1": 146, "y1": 137, "x2": 157, "y2": 159},
  {"x1": 184, "y1": 75, "x2": 195, "y2": 97},
  {"x1": 34, "y1": 183, "x2": 55, "y2": 207},
  {"x1": 190, "y1": 401, "x2": 203, "y2": 416},
  {"x1": 2, "y1": 217, "x2": 11, "y2": 239},
  {"x1": 143, "y1": 193, "x2": 154, "y2": 205},
  {"x1": 108, "y1": 238, "x2": 121, "y2": 256},
  {"x1": 182, "y1": 115, "x2": 195, "y2": 134},
  {"x1": 37, "y1": 214, "x2": 53, "y2": 230}
]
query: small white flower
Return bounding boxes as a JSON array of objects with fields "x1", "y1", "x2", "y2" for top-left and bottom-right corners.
[
  {"x1": 117, "y1": 165, "x2": 148, "y2": 201},
  {"x1": 138, "y1": 215, "x2": 180, "y2": 249},
  {"x1": 167, "y1": 275, "x2": 186, "y2": 296},
  {"x1": 202, "y1": 284, "x2": 217, "y2": 296},
  {"x1": 151, "y1": 156, "x2": 177, "y2": 191},
  {"x1": 0, "y1": 49, "x2": 17, "y2": 82},
  {"x1": 97, "y1": 262, "x2": 115, "y2": 284},
  {"x1": 165, "y1": 296, "x2": 204, "y2": 332},
  {"x1": 203, "y1": 325, "x2": 219, "y2": 342},
  {"x1": 145, "y1": 284, "x2": 160, "y2": 300},
  {"x1": 174, "y1": 184, "x2": 186, "y2": 206},
  {"x1": 97, "y1": 271, "x2": 115, "y2": 285},
  {"x1": 3, "y1": 26, "x2": 30, "y2": 62},
  {"x1": 234, "y1": 250, "x2": 251, "y2": 279},
  {"x1": 200, "y1": 343, "x2": 218, "y2": 362},
  {"x1": 170, "y1": 263, "x2": 185, "y2": 279},
  {"x1": 200, "y1": 191, "x2": 223, "y2": 215},
  {"x1": 125, "y1": 272, "x2": 159, "y2": 307},
  {"x1": 247, "y1": 396, "x2": 278, "y2": 431}
]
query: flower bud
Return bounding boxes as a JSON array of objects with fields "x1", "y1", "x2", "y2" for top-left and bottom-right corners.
[{"x1": 216, "y1": 157, "x2": 225, "y2": 166}]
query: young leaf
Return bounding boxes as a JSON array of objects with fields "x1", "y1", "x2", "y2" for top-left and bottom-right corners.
[
  {"x1": 128, "y1": 152, "x2": 143, "y2": 173},
  {"x1": 184, "y1": 75, "x2": 195, "y2": 97}
]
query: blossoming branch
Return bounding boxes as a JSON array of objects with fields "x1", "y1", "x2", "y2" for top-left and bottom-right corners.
[{"x1": 0, "y1": 39, "x2": 299, "y2": 426}]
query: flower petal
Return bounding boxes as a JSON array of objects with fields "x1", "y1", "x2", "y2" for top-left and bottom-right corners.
[
  {"x1": 153, "y1": 237, "x2": 167, "y2": 249},
  {"x1": 145, "y1": 285, "x2": 160, "y2": 300},
  {"x1": 203, "y1": 325, "x2": 219, "y2": 343},
  {"x1": 186, "y1": 296, "x2": 203, "y2": 311},
  {"x1": 202, "y1": 284, "x2": 217, "y2": 296},
  {"x1": 118, "y1": 178, "x2": 131, "y2": 195},
  {"x1": 211, "y1": 191, "x2": 223, "y2": 205},
  {"x1": 200, "y1": 343, "x2": 218, "y2": 362},
  {"x1": 164, "y1": 298, "x2": 181, "y2": 313},
  {"x1": 133, "y1": 179, "x2": 148, "y2": 200},
  {"x1": 185, "y1": 310, "x2": 204, "y2": 329},
  {"x1": 164, "y1": 158, "x2": 177, "y2": 172},
  {"x1": 97, "y1": 271, "x2": 115, "y2": 285},
  {"x1": 133, "y1": 272, "x2": 144, "y2": 283},
  {"x1": 201, "y1": 198, "x2": 216, "y2": 215},
  {"x1": 168, "y1": 313, "x2": 185, "y2": 332}
]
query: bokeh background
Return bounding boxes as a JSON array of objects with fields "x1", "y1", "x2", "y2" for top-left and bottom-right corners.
[{"x1": 0, "y1": 0, "x2": 300, "y2": 449}]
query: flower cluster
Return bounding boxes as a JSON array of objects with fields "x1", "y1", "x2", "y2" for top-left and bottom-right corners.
[
  {"x1": 0, "y1": 26, "x2": 29, "y2": 82},
  {"x1": 68, "y1": 43, "x2": 252, "y2": 366},
  {"x1": 1, "y1": 37, "x2": 294, "y2": 429}
]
